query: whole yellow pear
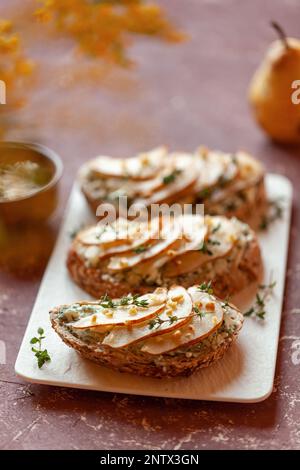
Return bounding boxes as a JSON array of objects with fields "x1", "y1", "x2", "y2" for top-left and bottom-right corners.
[{"x1": 249, "y1": 23, "x2": 300, "y2": 143}]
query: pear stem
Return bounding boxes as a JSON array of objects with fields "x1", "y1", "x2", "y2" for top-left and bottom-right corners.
[{"x1": 271, "y1": 21, "x2": 290, "y2": 49}]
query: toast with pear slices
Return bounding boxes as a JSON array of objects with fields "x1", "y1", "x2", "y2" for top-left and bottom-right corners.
[
  {"x1": 50, "y1": 285, "x2": 244, "y2": 378},
  {"x1": 79, "y1": 146, "x2": 266, "y2": 228},
  {"x1": 67, "y1": 214, "x2": 263, "y2": 299}
]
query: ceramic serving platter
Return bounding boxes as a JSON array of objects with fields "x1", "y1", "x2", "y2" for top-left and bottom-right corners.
[{"x1": 15, "y1": 174, "x2": 292, "y2": 402}]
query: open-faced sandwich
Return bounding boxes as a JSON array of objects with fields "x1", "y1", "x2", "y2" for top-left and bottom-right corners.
[
  {"x1": 79, "y1": 146, "x2": 266, "y2": 227},
  {"x1": 67, "y1": 214, "x2": 262, "y2": 299},
  {"x1": 50, "y1": 284, "x2": 244, "y2": 378}
]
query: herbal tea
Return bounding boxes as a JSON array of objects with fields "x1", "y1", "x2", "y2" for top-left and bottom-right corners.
[{"x1": 0, "y1": 159, "x2": 52, "y2": 202}]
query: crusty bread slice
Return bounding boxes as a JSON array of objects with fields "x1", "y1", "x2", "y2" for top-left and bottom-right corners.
[
  {"x1": 79, "y1": 147, "x2": 266, "y2": 229},
  {"x1": 67, "y1": 234, "x2": 262, "y2": 300},
  {"x1": 50, "y1": 295, "x2": 244, "y2": 378}
]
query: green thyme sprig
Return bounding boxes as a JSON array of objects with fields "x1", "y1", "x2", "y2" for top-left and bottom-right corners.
[
  {"x1": 198, "y1": 281, "x2": 214, "y2": 295},
  {"x1": 259, "y1": 198, "x2": 284, "y2": 230},
  {"x1": 99, "y1": 293, "x2": 149, "y2": 309},
  {"x1": 193, "y1": 304, "x2": 206, "y2": 319},
  {"x1": 199, "y1": 236, "x2": 220, "y2": 255},
  {"x1": 148, "y1": 282, "x2": 224, "y2": 330},
  {"x1": 148, "y1": 306, "x2": 207, "y2": 330},
  {"x1": 162, "y1": 169, "x2": 182, "y2": 185},
  {"x1": 133, "y1": 245, "x2": 148, "y2": 254},
  {"x1": 244, "y1": 280, "x2": 276, "y2": 320},
  {"x1": 221, "y1": 296, "x2": 231, "y2": 310},
  {"x1": 30, "y1": 328, "x2": 51, "y2": 369},
  {"x1": 198, "y1": 241, "x2": 213, "y2": 255},
  {"x1": 207, "y1": 238, "x2": 221, "y2": 246},
  {"x1": 211, "y1": 223, "x2": 221, "y2": 234}
]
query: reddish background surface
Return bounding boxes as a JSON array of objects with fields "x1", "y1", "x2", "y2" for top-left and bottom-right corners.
[{"x1": 0, "y1": 0, "x2": 300, "y2": 450}]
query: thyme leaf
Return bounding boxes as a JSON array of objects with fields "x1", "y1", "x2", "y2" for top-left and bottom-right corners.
[
  {"x1": 30, "y1": 328, "x2": 51, "y2": 369},
  {"x1": 207, "y1": 238, "x2": 221, "y2": 246},
  {"x1": 198, "y1": 187, "x2": 211, "y2": 200},
  {"x1": 199, "y1": 241, "x2": 213, "y2": 255},
  {"x1": 211, "y1": 223, "x2": 221, "y2": 234},
  {"x1": 133, "y1": 245, "x2": 148, "y2": 254},
  {"x1": 162, "y1": 169, "x2": 182, "y2": 185},
  {"x1": 98, "y1": 293, "x2": 149, "y2": 309},
  {"x1": 148, "y1": 306, "x2": 207, "y2": 330},
  {"x1": 244, "y1": 279, "x2": 276, "y2": 320},
  {"x1": 198, "y1": 281, "x2": 214, "y2": 295},
  {"x1": 260, "y1": 198, "x2": 284, "y2": 230}
]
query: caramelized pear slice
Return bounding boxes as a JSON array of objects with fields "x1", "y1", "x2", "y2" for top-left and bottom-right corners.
[
  {"x1": 132, "y1": 215, "x2": 207, "y2": 276},
  {"x1": 107, "y1": 222, "x2": 181, "y2": 271},
  {"x1": 195, "y1": 149, "x2": 237, "y2": 189},
  {"x1": 162, "y1": 216, "x2": 234, "y2": 278},
  {"x1": 87, "y1": 147, "x2": 167, "y2": 181},
  {"x1": 77, "y1": 219, "x2": 160, "y2": 258},
  {"x1": 141, "y1": 288, "x2": 224, "y2": 355},
  {"x1": 136, "y1": 154, "x2": 200, "y2": 206},
  {"x1": 102, "y1": 286, "x2": 192, "y2": 348},
  {"x1": 69, "y1": 288, "x2": 167, "y2": 329}
]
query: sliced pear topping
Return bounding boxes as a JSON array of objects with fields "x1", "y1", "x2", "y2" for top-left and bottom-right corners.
[
  {"x1": 69, "y1": 288, "x2": 167, "y2": 329},
  {"x1": 107, "y1": 222, "x2": 181, "y2": 271},
  {"x1": 195, "y1": 149, "x2": 235, "y2": 188},
  {"x1": 126, "y1": 153, "x2": 193, "y2": 199},
  {"x1": 102, "y1": 286, "x2": 192, "y2": 348},
  {"x1": 136, "y1": 154, "x2": 199, "y2": 205},
  {"x1": 132, "y1": 215, "x2": 207, "y2": 276},
  {"x1": 78, "y1": 218, "x2": 143, "y2": 246},
  {"x1": 88, "y1": 147, "x2": 167, "y2": 181},
  {"x1": 162, "y1": 216, "x2": 235, "y2": 278},
  {"x1": 162, "y1": 214, "x2": 207, "y2": 257},
  {"x1": 77, "y1": 218, "x2": 161, "y2": 259},
  {"x1": 141, "y1": 288, "x2": 224, "y2": 355}
]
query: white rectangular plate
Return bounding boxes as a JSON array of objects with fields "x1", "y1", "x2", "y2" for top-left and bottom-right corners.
[{"x1": 15, "y1": 174, "x2": 292, "y2": 403}]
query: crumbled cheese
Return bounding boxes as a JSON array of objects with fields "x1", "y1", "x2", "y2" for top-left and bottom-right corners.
[
  {"x1": 172, "y1": 330, "x2": 181, "y2": 340},
  {"x1": 129, "y1": 306, "x2": 138, "y2": 316},
  {"x1": 140, "y1": 154, "x2": 150, "y2": 166},
  {"x1": 206, "y1": 302, "x2": 215, "y2": 312},
  {"x1": 212, "y1": 316, "x2": 218, "y2": 325},
  {"x1": 205, "y1": 216, "x2": 213, "y2": 227},
  {"x1": 170, "y1": 294, "x2": 184, "y2": 303},
  {"x1": 119, "y1": 258, "x2": 129, "y2": 268},
  {"x1": 166, "y1": 299, "x2": 177, "y2": 310},
  {"x1": 195, "y1": 301, "x2": 203, "y2": 309},
  {"x1": 103, "y1": 309, "x2": 113, "y2": 318},
  {"x1": 167, "y1": 249, "x2": 177, "y2": 256},
  {"x1": 91, "y1": 314, "x2": 97, "y2": 324},
  {"x1": 229, "y1": 234, "x2": 237, "y2": 243}
]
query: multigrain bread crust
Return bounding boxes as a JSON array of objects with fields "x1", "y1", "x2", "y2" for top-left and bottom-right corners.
[
  {"x1": 66, "y1": 236, "x2": 263, "y2": 300},
  {"x1": 50, "y1": 306, "x2": 243, "y2": 378}
]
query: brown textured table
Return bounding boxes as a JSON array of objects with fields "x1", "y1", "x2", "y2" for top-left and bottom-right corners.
[{"x1": 0, "y1": 0, "x2": 300, "y2": 450}]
